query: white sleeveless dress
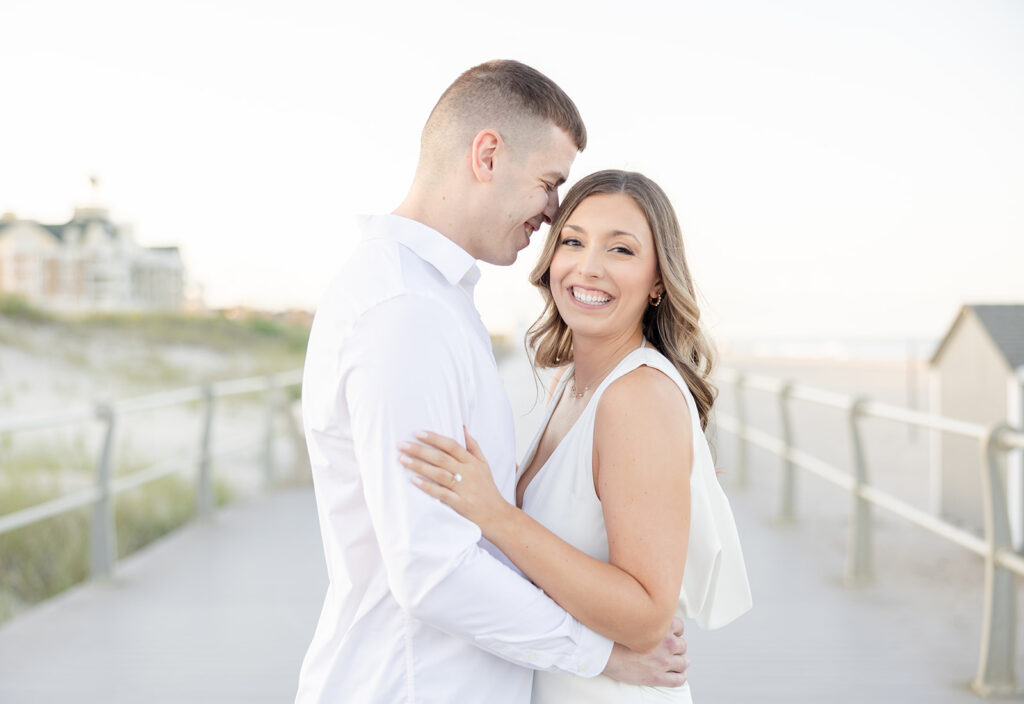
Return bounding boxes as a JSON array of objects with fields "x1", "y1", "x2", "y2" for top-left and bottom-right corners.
[{"x1": 519, "y1": 343, "x2": 753, "y2": 704}]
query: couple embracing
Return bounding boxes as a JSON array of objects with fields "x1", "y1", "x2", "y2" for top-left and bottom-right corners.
[{"x1": 296, "y1": 60, "x2": 752, "y2": 704}]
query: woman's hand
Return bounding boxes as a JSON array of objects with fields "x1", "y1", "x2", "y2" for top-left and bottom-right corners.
[{"x1": 399, "y1": 427, "x2": 512, "y2": 538}]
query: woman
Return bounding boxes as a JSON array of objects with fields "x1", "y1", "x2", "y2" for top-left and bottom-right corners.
[{"x1": 400, "y1": 170, "x2": 751, "y2": 702}]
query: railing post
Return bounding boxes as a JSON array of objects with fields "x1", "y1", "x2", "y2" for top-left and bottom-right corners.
[
  {"x1": 973, "y1": 423, "x2": 1018, "y2": 696},
  {"x1": 91, "y1": 403, "x2": 118, "y2": 578},
  {"x1": 281, "y1": 396, "x2": 311, "y2": 480},
  {"x1": 263, "y1": 374, "x2": 277, "y2": 486},
  {"x1": 197, "y1": 385, "x2": 215, "y2": 518},
  {"x1": 735, "y1": 373, "x2": 749, "y2": 489},
  {"x1": 846, "y1": 398, "x2": 874, "y2": 585},
  {"x1": 777, "y1": 383, "x2": 797, "y2": 522}
]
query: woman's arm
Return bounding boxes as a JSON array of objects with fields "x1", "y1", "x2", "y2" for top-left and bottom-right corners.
[{"x1": 402, "y1": 366, "x2": 692, "y2": 652}]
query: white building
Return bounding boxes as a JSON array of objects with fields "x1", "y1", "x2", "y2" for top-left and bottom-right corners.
[
  {"x1": 0, "y1": 189, "x2": 184, "y2": 313},
  {"x1": 930, "y1": 304, "x2": 1024, "y2": 548}
]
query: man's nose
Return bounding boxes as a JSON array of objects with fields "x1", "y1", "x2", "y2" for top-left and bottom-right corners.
[{"x1": 542, "y1": 190, "x2": 559, "y2": 224}]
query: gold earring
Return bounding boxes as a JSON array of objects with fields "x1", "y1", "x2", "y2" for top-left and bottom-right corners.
[{"x1": 649, "y1": 292, "x2": 663, "y2": 307}]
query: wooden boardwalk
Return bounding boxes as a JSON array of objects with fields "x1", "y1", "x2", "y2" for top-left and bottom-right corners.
[
  {"x1": 0, "y1": 351, "x2": 1018, "y2": 702},
  {"x1": 0, "y1": 488, "x2": 326, "y2": 704},
  {"x1": 0, "y1": 481, "x2": 1002, "y2": 703}
]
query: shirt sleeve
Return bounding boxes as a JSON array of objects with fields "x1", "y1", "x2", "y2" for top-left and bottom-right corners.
[{"x1": 341, "y1": 292, "x2": 613, "y2": 676}]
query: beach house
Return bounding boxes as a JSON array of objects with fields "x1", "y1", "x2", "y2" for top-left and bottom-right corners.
[
  {"x1": 0, "y1": 184, "x2": 184, "y2": 313},
  {"x1": 930, "y1": 304, "x2": 1024, "y2": 549}
]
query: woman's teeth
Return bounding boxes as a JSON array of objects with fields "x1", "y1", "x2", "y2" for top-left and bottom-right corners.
[{"x1": 572, "y1": 287, "x2": 611, "y2": 305}]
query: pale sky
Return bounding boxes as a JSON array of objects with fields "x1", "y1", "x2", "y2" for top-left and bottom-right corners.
[{"x1": 1, "y1": 0, "x2": 1021, "y2": 345}]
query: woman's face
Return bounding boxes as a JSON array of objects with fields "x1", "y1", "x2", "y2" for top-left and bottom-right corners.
[{"x1": 548, "y1": 192, "x2": 662, "y2": 343}]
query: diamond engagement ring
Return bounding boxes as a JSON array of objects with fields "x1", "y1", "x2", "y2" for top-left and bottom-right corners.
[{"x1": 453, "y1": 473, "x2": 463, "y2": 483}]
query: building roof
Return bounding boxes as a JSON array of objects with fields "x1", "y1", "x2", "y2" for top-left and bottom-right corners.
[
  {"x1": 0, "y1": 220, "x2": 64, "y2": 242},
  {"x1": 41, "y1": 224, "x2": 66, "y2": 241},
  {"x1": 0, "y1": 213, "x2": 119, "y2": 244},
  {"x1": 931, "y1": 304, "x2": 1024, "y2": 370}
]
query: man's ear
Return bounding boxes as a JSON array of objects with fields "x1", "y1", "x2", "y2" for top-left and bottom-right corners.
[{"x1": 470, "y1": 129, "x2": 502, "y2": 183}]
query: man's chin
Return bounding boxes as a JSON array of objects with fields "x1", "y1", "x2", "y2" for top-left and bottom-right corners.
[{"x1": 478, "y1": 251, "x2": 518, "y2": 267}]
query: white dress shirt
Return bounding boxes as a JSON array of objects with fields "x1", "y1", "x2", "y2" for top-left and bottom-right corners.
[{"x1": 295, "y1": 214, "x2": 613, "y2": 704}]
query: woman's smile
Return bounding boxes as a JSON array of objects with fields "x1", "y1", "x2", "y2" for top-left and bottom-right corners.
[{"x1": 569, "y1": 285, "x2": 614, "y2": 307}]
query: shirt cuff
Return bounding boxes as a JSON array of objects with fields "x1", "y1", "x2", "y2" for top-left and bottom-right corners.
[{"x1": 572, "y1": 624, "x2": 614, "y2": 678}]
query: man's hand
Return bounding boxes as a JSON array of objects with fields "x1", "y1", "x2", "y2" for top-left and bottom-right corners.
[{"x1": 601, "y1": 617, "x2": 688, "y2": 687}]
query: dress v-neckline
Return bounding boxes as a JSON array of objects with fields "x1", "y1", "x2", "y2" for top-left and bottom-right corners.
[
  {"x1": 516, "y1": 369, "x2": 578, "y2": 508},
  {"x1": 516, "y1": 340, "x2": 648, "y2": 508}
]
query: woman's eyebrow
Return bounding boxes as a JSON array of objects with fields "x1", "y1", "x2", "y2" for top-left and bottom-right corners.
[
  {"x1": 611, "y1": 230, "x2": 641, "y2": 244},
  {"x1": 563, "y1": 224, "x2": 641, "y2": 244}
]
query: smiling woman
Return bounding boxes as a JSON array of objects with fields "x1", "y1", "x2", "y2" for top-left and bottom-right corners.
[
  {"x1": 401, "y1": 169, "x2": 752, "y2": 703},
  {"x1": 528, "y1": 170, "x2": 717, "y2": 430}
]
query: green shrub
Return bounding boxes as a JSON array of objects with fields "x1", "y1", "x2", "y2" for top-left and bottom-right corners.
[{"x1": 0, "y1": 294, "x2": 52, "y2": 323}]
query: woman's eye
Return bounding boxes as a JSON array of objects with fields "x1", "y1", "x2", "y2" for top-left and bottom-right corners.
[
  {"x1": 612, "y1": 246, "x2": 635, "y2": 255},
  {"x1": 559, "y1": 237, "x2": 581, "y2": 247}
]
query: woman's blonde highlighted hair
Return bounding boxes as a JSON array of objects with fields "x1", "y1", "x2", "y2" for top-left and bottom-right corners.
[{"x1": 526, "y1": 170, "x2": 717, "y2": 430}]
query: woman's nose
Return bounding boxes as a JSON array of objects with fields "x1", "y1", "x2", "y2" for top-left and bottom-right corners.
[{"x1": 578, "y1": 248, "x2": 603, "y2": 278}]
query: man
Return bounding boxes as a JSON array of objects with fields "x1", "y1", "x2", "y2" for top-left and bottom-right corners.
[{"x1": 297, "y1": 60, "x2": 688, "y2": 703}]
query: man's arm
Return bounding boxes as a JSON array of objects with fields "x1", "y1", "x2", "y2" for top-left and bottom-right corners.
[{"x1": 340, "y1": 293, "x2": 611, "y2": 675}]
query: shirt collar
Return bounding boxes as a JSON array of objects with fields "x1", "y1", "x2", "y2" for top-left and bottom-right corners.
[{"x1": 358, "y1": 214, "x2": 480, "y2": 288}]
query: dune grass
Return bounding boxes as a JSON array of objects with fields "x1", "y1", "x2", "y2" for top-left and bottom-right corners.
[
  {"x1": 0, "y1": 298, "x2": 306, "y2": 624},
  {"x1": 79, "y1": 311, "x2": 310, "y2": 357},
  {"x1": 0, "y1": 462, "x2": 231, "y2": 625},
  {"x1": 0, "y1": 475, "x2": 88, "y2": 622},
  {"x1": 0, "y1": 294, "x2": 309, "y2": 371}
]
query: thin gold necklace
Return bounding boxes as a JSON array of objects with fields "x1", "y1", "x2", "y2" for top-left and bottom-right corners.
[
  {"x1": 568, "y1": 338, "x2": 647, "y2": 399},
  {"x1": 568, "y1": 374, "x2": 592, "y2": 399}
]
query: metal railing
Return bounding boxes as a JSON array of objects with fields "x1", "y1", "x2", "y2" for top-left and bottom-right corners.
[
  {"x1": 0, "y1": 369, "x2": 306, "y2": 579},
  {"x1": 715, "y1": 367, "x2": 1024, "y2": 697}
]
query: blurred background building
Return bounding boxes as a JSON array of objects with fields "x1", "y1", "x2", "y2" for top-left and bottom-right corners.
[
  {"x1": 0, "y1": 177, "x2": 184, "y2": 312},
  {"x1": 930, "y1": 304, "x2": 1024, "y2": 548}
]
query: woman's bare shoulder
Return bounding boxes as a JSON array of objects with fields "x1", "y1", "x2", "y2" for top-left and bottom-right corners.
[
  {"x1": 595, "y1": 365, "x2": 691, "y2": 436},
  {"x1": 593, "y1": 365, "x2": 694, "y2": 495}
]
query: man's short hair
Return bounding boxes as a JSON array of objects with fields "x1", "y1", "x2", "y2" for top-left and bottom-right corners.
[{"x1": 421, "y1": 60, "x2": 586, "y2": 163}]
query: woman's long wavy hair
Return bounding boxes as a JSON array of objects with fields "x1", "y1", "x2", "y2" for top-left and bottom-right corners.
[{"x1": 526, "y1": 170, "x2": 717, "y2": 430}]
